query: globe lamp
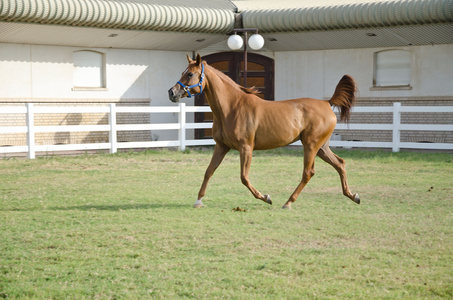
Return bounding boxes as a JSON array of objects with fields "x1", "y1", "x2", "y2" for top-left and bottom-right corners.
[
  {"x1": 227, "y1": 34, "x2": 243, "y2": 50},
  {"x1": 248, "y1": 34, "x2": 265, "y2": 50}
]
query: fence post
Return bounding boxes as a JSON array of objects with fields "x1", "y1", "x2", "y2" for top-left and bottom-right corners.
[
  {"x1": 109, "y1": 103, "x2": 117, "y2": 154},
  {"x1": 392, "y1": 102, "x2": 401, "y2": 152},
  {"x1": 179, "y1": 102, "x2": 186, "y2": 151},
  {"x1": 26, "y1": 103, "x2": 35, "y2": 159}
]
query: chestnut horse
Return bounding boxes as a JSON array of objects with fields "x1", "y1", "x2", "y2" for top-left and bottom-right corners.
[{"x1": 168, "y1": 54, "x2": 360, "y2": 209}]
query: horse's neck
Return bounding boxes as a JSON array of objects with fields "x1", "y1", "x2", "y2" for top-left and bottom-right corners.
[{"x1": 204, "y1": 66, "x2": 240, "y2": 120}]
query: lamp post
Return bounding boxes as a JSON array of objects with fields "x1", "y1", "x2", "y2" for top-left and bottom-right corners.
[{"x1": 227, "y1": 28, "x2": 264, "y2": 87}]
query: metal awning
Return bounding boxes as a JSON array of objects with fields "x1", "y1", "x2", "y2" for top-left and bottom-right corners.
[
  {"x1": 240, "y1": 0, "x2": 453, "y2": 32},
  {"x1": 0, "y1": 0, "x2": 236, "y2": 34},
  {"x1": 0, "y1": 0, "x2": 452, "y2": 51}
]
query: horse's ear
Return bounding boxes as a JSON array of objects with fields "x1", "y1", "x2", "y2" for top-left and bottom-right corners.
[
  {"x1": 196, "y1": 53, "x2": 202, "y2": 66},
  {"x1": 186, "y1": 54, "x2": 193, "y2": 63}
]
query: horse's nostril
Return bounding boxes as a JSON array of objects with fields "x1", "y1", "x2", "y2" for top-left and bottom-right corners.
[{"x1": 168, "y1": 88, "x2": 174, "y2": 97}]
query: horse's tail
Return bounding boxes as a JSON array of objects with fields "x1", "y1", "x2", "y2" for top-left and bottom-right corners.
[{"x1": 329, "y1": 75, "x2": 357, "y2": 122}]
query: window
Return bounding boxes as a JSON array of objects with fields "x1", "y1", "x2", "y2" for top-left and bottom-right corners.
[
  {"x1": 73, "y1": 50, "x2": 106, "y2": 89},
  {"x1": 373, "y1": 50, "x2": 411, "y2": 88}
]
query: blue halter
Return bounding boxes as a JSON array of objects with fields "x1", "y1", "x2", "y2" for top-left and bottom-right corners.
[{"x1": 177, "y1": 64, "x2": 205, "y2": 98}]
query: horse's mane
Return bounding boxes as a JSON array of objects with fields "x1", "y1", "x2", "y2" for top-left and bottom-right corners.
[{"x1": 205, "y1": 62, "x2": 259, "y2": 95}]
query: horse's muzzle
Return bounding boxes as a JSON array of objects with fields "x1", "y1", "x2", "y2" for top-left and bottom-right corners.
[{"x1": 168, "y1": 86, "x2": 181, "y2": 103}]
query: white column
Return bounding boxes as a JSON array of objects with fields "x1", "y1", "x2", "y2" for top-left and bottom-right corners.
[
  {"x1": 392, "y1": 102, "x2": 401, "y2": 152},
  {"x1": 109, "y1": 103, "x2": 117, "y2": 154},
  {"x1": 26, "y1": 103, "x2": 35, "y2": 159},
  {"x1": 179, "y1": 102, "x2": 186, "y2": 151}
]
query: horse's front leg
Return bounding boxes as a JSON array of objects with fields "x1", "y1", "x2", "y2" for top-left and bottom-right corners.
[
  {"x1": 239, "y1": 146, "x2": 272, "y2": 205},
  {"x1": 195, "y1": 143, "x2": 230, "y2": 208}
]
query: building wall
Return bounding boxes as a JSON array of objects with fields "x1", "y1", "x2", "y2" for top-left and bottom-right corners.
[
  {"x1": 2, "y1": 42, "x2": 452, "y2": 149},
  {"x1": 0, "y1": 43, "x2": 191, "y2": 147},
  {"x1": 275, "y1": 44, "x2": 453, "y2": 100},
  {"x1": 274, "y1": 44, "x2": 453, "y2": 145}
]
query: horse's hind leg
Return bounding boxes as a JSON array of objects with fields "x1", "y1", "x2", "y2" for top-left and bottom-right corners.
[
  {"x1": 282, "y1": 144, "x2": 317, "y2": 209},
  {"x1": 239, "y1": 146, "x2": 272, "y2": 205},
  {"x1": 317, "y1": 143, "x2": 360, "y2": 204},
  {"x1": 195, "y1": 143, "x2": 230, "y2": 208}
]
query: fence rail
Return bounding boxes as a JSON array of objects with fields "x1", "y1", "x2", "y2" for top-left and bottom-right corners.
[{"x1": 0, "y1": 102, "x2": 452, "y2": 159}]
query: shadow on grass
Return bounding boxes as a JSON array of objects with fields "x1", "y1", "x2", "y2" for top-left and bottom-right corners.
[
  {"x1": 5, "y1": 203, "x2": 189, "y2": 212},
  {"x1": 252, "y1": 147, "x2": 452, "y2": 162},
  {"x1": 50, "y1": 203, "x2": 188, "y2": 211}
]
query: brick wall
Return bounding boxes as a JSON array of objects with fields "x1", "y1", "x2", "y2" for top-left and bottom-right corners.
[
  {"x1": 2, "y1": 97, "x2": 452, "y2": 148},
  {"x1": 0, "y1": 99, "x2": 151, "y2": 147},
  {"x1": 332, "y1": 97, "x2": 453, "y2": 144}
]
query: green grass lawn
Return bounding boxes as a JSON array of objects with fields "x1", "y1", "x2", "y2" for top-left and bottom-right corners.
[{"x1": 1, "y1": 148, "x2": 452, "y2": 299}]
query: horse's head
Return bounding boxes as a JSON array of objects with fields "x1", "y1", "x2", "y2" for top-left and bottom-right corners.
[{"x1": 168, "y1": 53, "x2": 205, "y2": 103}]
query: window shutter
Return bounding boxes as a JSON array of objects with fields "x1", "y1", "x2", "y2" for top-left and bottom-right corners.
[{"x1": 374, "y1": 50, "x2": 411, "y2": 87}]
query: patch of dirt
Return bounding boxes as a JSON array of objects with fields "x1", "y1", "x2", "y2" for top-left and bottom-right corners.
[{"x1": 231, "y1": 207, "x2": 247, "y2": 212}]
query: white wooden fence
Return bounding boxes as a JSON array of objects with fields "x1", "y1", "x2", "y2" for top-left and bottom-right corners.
[
  {"x1": 0, "y1": 102, "x2": 452, "y2": 159},
  {"x1": 330, "y1": 103, "x2": 453, "y2": 152}
]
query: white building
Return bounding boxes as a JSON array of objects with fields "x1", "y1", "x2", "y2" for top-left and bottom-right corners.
[{"x1": 1, "y1": 0, "x2": 452, "y2": 150}]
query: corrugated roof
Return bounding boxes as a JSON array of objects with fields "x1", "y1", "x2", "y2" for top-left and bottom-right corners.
[
  {"x1": 0, "y1": 0, "x2": 236, "y2": 33},
  {"x1": 234, "y1": 0, "x2": 386, "y2": 11},
  {"x1": 125, "y1": 0, "x2": 236, "y2": 10},
  {"x1": 1, "y1": 0, "x2": 452, "y2": 34},
  {"x1": 0, "y1": 0, "x2": 452, "y2": 51},
  {"x1": 240, "y1": 0, "x2": 453, "y2": 33}
]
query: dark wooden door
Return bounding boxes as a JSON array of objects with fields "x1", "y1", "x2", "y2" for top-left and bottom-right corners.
[{"x1": 195, "y1": 52, "x2": 274, "y2": 139}]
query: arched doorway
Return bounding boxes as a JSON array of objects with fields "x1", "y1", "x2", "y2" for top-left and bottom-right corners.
[{"x1": 195, "y1": 52, "x2": 274, "y2": 139}]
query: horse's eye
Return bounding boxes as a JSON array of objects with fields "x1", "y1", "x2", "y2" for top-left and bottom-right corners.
[{"x1": 187, "y1": 72, "x2": 194, "y2": 78}]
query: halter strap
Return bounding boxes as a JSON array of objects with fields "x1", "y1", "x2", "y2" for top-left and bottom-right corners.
[{"x1": 177, "y1": 64, "x2": 205, "y2": 98}]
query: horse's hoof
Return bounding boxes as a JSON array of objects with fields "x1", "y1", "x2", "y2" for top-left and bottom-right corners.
[
  {"x1": 282, "y1": 204, "x2": 291, "y2": 210},
  {"x1": 193, "y1": 199, "x2": 204, "y2": 208},
  {"x1": 264, "y1": 194, "x2": 272, "y2": 205},
  {"x1": 353, "y1": 193, "x2": 360, "y2": 204}
]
